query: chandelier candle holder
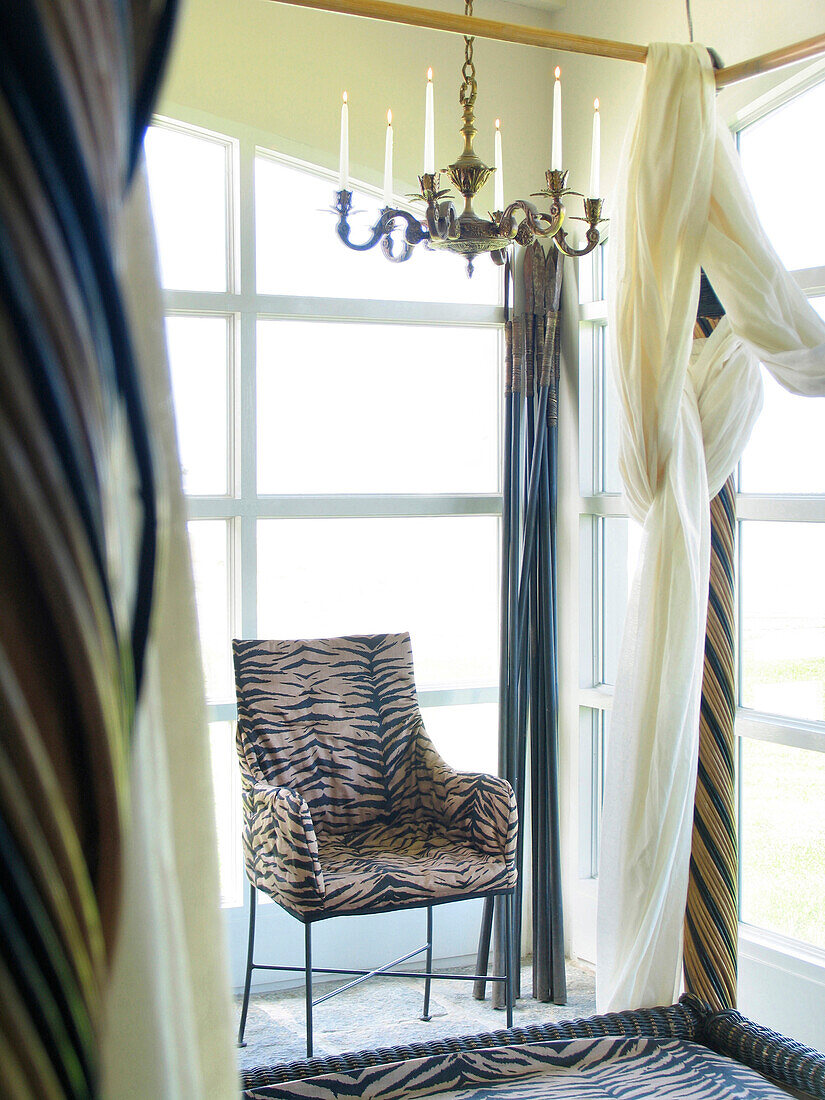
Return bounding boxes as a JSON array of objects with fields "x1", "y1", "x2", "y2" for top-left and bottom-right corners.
[{"x1": 332, "y1": 4, "x2": 606, "y2": 276}]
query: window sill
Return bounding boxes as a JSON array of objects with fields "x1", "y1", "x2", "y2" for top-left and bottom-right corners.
[{"x1": 739, "y1": 923, "x2": 825, "y2": 984}]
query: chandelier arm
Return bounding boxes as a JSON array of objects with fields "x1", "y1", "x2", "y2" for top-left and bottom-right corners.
[
  {"x1": 526, "y1": 207, "x2": 564, "y2": 239},
  {"x1": 335, "y1": 191, "x2": 429, "y2": 256},
  {"x1": 552, "y1": 223, "x2": 601, "y2": 258},
  {"x1": 381, "y1": 209, "x2": 430, "y2": 262},
  {"x1": 426, "y1": 199, "x2": 458, "y2": 241},
  {"x1": 381, "y1": 235, "x2": 414, "y2": 262},
  {"x1": 498, "y1": 199, "x2": 564, "y2": 242},
  {"x1": 334, "y1": 190, "x2": 391, "y2": 252},
  {"x1": 336, "y1": 214, "x2": 391, "y2": 252}
]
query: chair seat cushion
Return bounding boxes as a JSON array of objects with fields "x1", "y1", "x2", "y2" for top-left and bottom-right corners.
[{"x1": 301, "y1": 818, "x2": 512, "y2": 920}]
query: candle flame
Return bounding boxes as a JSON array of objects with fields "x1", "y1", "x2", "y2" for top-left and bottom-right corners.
[
  {"x1": 387, "y1": 109, "x2": 392, "y2": 125},
  {"x1": 594, "y1": 98, "x2": 600, "y2": 111},
  {"x1": 495, "y1": 118, "x2": 500, "y2": 130},
  {"x1": 554, "y1": 66, "x2": 561, "y2": 80},
  {"x1": 427, "y1": 67, "x2": 433, "y2": 81},
  {"x1": 343, "y1": 91, "x2": 348, "y2": 104}
]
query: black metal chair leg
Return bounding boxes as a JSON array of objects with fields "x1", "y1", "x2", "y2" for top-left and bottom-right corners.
[
  {"x1": 504, "y1": 890, "x2": 514, "y2": 1029},
  {"x1": 237, "y1": 882, "x2": 257, "y2": 1047},
  {"x1": 421, "y1": 905, "x2": 434, "y2": 1021},
  {"x1": 305, "y1": 922, "x2": 313, "y2": 1057}
]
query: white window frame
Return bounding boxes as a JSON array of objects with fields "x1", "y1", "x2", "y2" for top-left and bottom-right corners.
[
  {"x1": 150, "y1": 112, "x2": 507, "y2": 988},
  {"x1": 729, "y1": 72, "x2": 825, "y2": 1042}
]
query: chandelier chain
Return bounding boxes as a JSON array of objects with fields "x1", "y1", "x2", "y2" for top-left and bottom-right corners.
[{"x1": 460, "y1": 0, "x2": 476, "y2": 105}]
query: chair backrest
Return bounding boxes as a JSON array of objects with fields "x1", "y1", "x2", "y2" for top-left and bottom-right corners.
[{"x1": 233, "y1": 632, "x2": 422, "y2": 833}]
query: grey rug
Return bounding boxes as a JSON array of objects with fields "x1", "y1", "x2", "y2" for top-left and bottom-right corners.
[{"x1": 236, "y1": 961, "x2": 596, "y2": 1071}]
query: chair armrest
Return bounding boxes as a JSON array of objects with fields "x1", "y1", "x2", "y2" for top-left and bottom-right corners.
[
  {"x1": 415, "y1": 723, "x2": 518, "y2": 863},
  {"x1": 244, "y1": 781, "x2": 325, "y2": 906}
]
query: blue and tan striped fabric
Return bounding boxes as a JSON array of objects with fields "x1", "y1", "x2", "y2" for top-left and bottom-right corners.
[
  {"x1": 233, "y1": 633, "x2": 518, "y2": 920},
  {"x1": 243, "y1": 1037, "x2": 794, "y2": 1099},
  {"x1": 0, "y1": 1, "x2": 177, "y2": 1096}
]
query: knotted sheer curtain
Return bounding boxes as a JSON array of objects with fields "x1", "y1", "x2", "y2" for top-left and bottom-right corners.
[{"x1": 597, "y1": 42, "x2": 825, "y2": 1012}]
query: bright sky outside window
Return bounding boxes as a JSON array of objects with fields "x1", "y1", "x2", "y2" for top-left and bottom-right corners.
[
  {"x1": 739, "y1": 298, "x2": 825, "y2": 494},
  {"x1": 256, "y1": 516, "x2": 499, "y2": 691},
  {"x1": 144, "y1": 124, "x2": 230, "y2": 292},
  {"x1": 256, "y1": 320, "x2": 499, "y2": 495},
  {"x1": 738, "y1": 80, "x2": 825, "y2": 272},
  {"x1": 740, "y1": 521, "x2": 825, "y2": 724},
  {"x1": 167, "y1": 315, "x2": 231, "y2": 495}
]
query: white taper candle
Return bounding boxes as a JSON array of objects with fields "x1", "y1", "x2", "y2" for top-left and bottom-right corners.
[
  {"x1": 494, "y1": 119, "x2": 504, "y2": 211},
  {"x1": 589, "y1": 98, "x2": 601, "y2": 197},
  {"x1": 424, "y1": 68, "x2": 435, "y2": 173},
  {"x1": 383, "y1": 109, "x2": 393, "y2": 206},
  {"x1": 551, "y1": 67, "x2": 562, "y2": 170},
  {"x1": 339, "y1": 91, "x2": 349, "y2": 189}
]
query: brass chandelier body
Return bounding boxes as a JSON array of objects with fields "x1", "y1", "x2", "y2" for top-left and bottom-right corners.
[{"x1": 333, "y1": 0, "x2": 606, "y2": 274}]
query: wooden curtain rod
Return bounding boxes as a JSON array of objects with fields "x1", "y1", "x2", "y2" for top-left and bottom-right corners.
[{"x1": 270, "y1": 0, "x2": 825, "y2": 88}]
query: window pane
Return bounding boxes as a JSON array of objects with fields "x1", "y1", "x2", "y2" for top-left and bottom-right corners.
[
  {"x1": 739, "y1": 80, "x2": 825, "y2": 271},
  {"x1": 145, "y1": 124, "x2": 229, "y2": 291},
  {"x1": 740, "y1": 308, "x2": 825, "y2": 495},
  {"x1": 579, "y1": 707, "x2": 608, "y2": 878},
  {"x1": 257, "y1": 516, "x2": 499, "y2": 690},
  {"x1": 257, "y1": 320, "x2": 499, "y2": 494},
  {"x1": 167, "y1": 315, "x2": 230, "y2": 495},
  {"x1": 740, "y1": 522, "x2": 825, "y2": 722},
  {"x1": 601, "y1": 329, "x2": 621, "y2": 494},
  {"x1": 421, "y1": 702, "x2": 498, "y2": 775},
  {"x1": 255, "y1": 154, "x2": 500, "y2": 305},
  {"x1": 209, "y1": 721, "x2": 243, "y2": 908},
  {"x1": 602, "y1": 517, "x2": 642, "y2": 686},
  {"x1": 741, "y1": 738, "x2": 825, "y2": 949},
  {"x1": 187, "y1": 520, "x2": 233, "y2": 703},
  {"x1": 578, "y1": 241, "x2": 608, "y2": 306}
]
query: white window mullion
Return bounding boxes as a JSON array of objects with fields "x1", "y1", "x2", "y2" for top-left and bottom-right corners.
[
  {"x1": 238, "y1": 136, "x2": 258, "y2": 642},
  {"x1": 736, "y1": 710, "x2": 825, "y2": 754}
]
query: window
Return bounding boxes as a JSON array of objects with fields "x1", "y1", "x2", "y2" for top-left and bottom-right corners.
[
  {"x1": 735, "y1": 78, "x2": 825, "y2": 952},
  {"x1": 577, "y1": 241, "x2": 635, "y2": 886},
  {"x1": 145, "y1": 118, "x2": 504, "y2": 914}
]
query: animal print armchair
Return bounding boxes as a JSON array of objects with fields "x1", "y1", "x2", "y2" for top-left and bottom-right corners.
[{"x1": 232, "y1": 632, "x2": 518, "y2": 921}]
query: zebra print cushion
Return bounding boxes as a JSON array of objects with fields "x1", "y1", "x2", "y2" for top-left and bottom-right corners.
[
  {"x1": 233, "y1": 633, "x2": 518, "y2": 918},
  {"x1": 242, "y1": 1038, "x2": 795, "y2": 1099}
]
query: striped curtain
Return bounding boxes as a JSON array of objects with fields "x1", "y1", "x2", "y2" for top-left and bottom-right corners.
[
  {"x1": 0, "y1": 3, "x2": 237, "y2": 1096},
  {"x1": 684, "y1": 291, "x2": 738, "y2": 1011},
  {"x1": 475, "y1": 245, "x2": 567, "y2": 1008}
]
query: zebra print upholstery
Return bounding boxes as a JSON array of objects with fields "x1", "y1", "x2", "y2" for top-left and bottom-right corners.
[
  {"x1": 243, "y1": 1037, "x2": 795, "y2": 1099},
  {"x1": 233, "y1": 633, "x2": 518, "y2": 920}
]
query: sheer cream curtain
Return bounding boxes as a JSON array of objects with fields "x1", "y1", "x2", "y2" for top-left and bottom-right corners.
[
  {"x1": 597, "y1": 42, "x2": 825, "y2": 1013},
  {"x1": 101, "y1": 170, "x2": 239, "y2": 1099}
]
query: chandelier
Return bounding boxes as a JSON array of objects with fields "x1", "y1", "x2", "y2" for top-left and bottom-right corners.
[{"x1": 332, "y1": 0, "x2": 606, "y2": 276}]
